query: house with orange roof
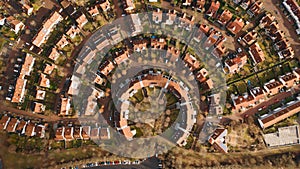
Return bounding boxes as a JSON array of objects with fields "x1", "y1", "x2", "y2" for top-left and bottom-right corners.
[
  {"x1": 278, "y1": 47, "x2": 294, "y2": 59},
  {"x1": 66, "y1": 25, "x2": 81, "y2": 39},
  {"x1": 100, "y1": 128, "x2": 110, "y2": 139},
  {"x1": 248, "y1": 42, "x2": 265, "y2": 65},
  {"x1": 265, "y1": 22, "x2": 279, "y2": 36},
  {"x1": 48, "y1": 48, "x2": 61, "y2": 61},
  {"x1": 73, "y1": 127, "x2": 82, "y2": 140},
  {"x1": 240, "y1": 0, "x2": 252, "y2": 10},
  {"x1": 194, "y1": 24, "x2": 210, "y2": 42},
  {"x1": 36, "y1": 90, "x2": 46, "y2": 100},
  {"x1": 264, "y1": 79, "x2": 284, "y2": 95},
  {"x1": 21, "y1": 3, "x2": 33, "y2": 16},
  {"x1": 6, "y1": 16, "x2": 25, "y2": 34},
  {"x1": 81, "y1": 126, "x2": 91, "y2": 140},
  {"x1": 259, "y1": 13, "x2": 276, "y2": 28},
  {"x1": 59, "y1": 97, "x2": 71, "y2": 116},
  {"x1": 90, "y1": 127, "x2": 100, "y2": 140},
  {"x1": 151, "y1": 38, "x2": 167, "y2": 50},
  {"x1": 34, "y1": 125, "x2": 45, "y2": 138},
  {"x1": 258, "y1": 99, "x2": 300, "y2": 129},
  {"x1": 242, "y1": 30, "x2": 257, "y2": 46},
  {"x1": 15, "y1": 120, "x2": 27, "y2": 134},
  {"x1": 124, "y1": 0, "x2": 135, "y2": 13},
  {"x1": 0, "y1": 115, "x2": 10, "y2": 130},
  {"x1": 166, "y1": 46, "x2": 180, "y2": 62},
  {"x1": 6, "y1": 118, "x2": 18, "y2": 133},
  {"x1": 114, "y1": 50, "x2": 129, "y2": 65},
  {"x1": 68, "y1": 75, "x2": 80, "y2": 96},
  {"x1": 196, "y1": 0, "x2": 206, "y2": 11},
  {"x1": 94, "y1": 74, "x2": 106, "y2": 86},
  {"x1": 232, "y1": 93, "x2": 255, "y2": 111},
  {"x1": 183, "y1": 53, "x2": 201, "y2": 71},
  {"x1": 196, "y1": 68, "x2": 208, "y2": 83},
  {"x1": 250, "y1": 87, "x2": 266, "y2": 103},
  {"x1": 75, "y1": 13, "x2": 88, "y2": 29},
  {"x1": 20, "y1": 53, "x2": 35, "y2": 78},
  {"x1": 202, "y1": 78, "x2": 214, "y2": 90},
  {"x1": 179, "y1": 13, "x2": 195, "y2": 31},
  {"x1": 226, "y1": 18, "x2": 245, "y2": 35},
  {"x1": 99, "y1": 0, "x2": 111, "y2": 12},
  {"x1": 279, "y1": 73, "x2": 298, "y2": 88},
  {"x1": 133, "y1": 39, "x2": 148, "y2": 52},
  {"x1": 208, "y1": 128, "x2": 228, "y2": 153},
  {"x1": 56, "y1": 35, "x2": 69, "y2": 49},
  {"x1": 224, "y1": 52, "x2": 248, "y2": 74},
  {"x1": 55, "y1": 127, "x2": 65, "y2": 141},
  {"x1": 12, "y1": 77, "x2": 27, "y2": 103},
  {"x1": 212, "y1": 43, "x2": 227, "y2": 58},
  {"x1": 39, "y1": 73, "x2": 50, "y2": 88},
  {"x1": 206, "y1": 1, "x2": 220, "y2": 18},
  {"x1": 282, "y1": 0, "x2": 300, "y2": 35},
  {"x1": 182, "y1": 0, "x2": 192, "y2": 6},
  {"x1": 270, "y1": 30, "x2": 285, "y2": 42},
  {"x1": 293, "y1": 68, "x2": 300, "y2": 80},
  {"x1": 203, "y1": 30, "x2": 221, "y2": 50},
  {"x1": 64, "y1": 127, "x2": 74, "y2": 141},
  {"x1": 88, "y1": 6, "x2": 100, "y2": 17},
  {"x1": 165, "y1": 10, "x2": 177, "y2": 25},
  {"x1": 25, "y1": 122, "x2": 35, "y2": 137},
  {"x1": 152, "y1": 8, "x2": 163, "y2": 24},
  {"x1": 44, "y1": 64, "x2": 56, "y2": 75},
  {"x1": 32, "y1": 11, "x2": 63, "y2": 47},
  {"x1": 247, "y1": 1, "x2": 263, "y2": 17},
  {"x1": 33, "y1": 102, "x2": 46, "y2": 114},
  {"x1": 99, "y1": 60, "x2": 115, "y2": 76},
  {"x1": 217, "y1": 9, "x2": 233, "y2": 26}
]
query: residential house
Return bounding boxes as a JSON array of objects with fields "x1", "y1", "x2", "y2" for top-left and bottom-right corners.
[
  {"x1": 114, "y1": 50, "x2": 129, "y2": 65},
  {"x1": 24, "y1": 122, "x2": 35, "y2": 137},
  {"x1": 258, "y1": 99, "x2": 300, "y2": 129},
  {"x1": 12, "y1": 77, "x2": 27, "y2": 103},
  {"x1": 196, "y1": 0, "x2": 206, "y2": 11},
  {"x1": 99, "y1": 0, "x2": 111, "y2": 12},
  {"x1": 152, "y1": 8, "x2": 163, "y2": 24},
  {"x1": 264, "y1": 79, "x2": 284, "y2": 95},
  {"x1": 206, "y1": 1, "x2": 220, "y2": 18},
  {"x1": 15, "y1": 120, "x2": 26, "y2": 134},
  {"x1": 60, "y1": 0, "x2": 76, "y2": 15},
  {"x1": 259, "y1": 13, "x2": 275, "y2": 28},
  {"x1": 196, "y1": 68, "x2": 208, "y2": 83},
  {"x1": 56, "y1": 35, "x2": 69, "y2": 49},
  {"x1": 82, "y1": 126, "x2": 91, "y2": 140},
  {"x1": 68, "y1": 75, "x2": 80, "y2": 96},
  {"x1": 248, "y1": 42, "x2": 265, "y2": 64},
  {"x1": 183, "y1": 53, "x2": 201, "y2": 71},
  {"x1": 282, "y1": 0, "x2": 300, "y2": 35},
  {"x1": 208, "y1": 128, "x2": 228, "y2": 153},
  {"x1": 88, "y1": 6, "x2": 100, "y2": 17},
  {"x1": 226, "y1": 18, "x2": 245, "y2": 35},
  {"x1": 48, "y1": 48, "x2": 61, "y2": 61},
  {"x1": 34, "y1": 125, "x2": 45, "y2": 138},
  {"x1": 151, "y1": 38, "x2": 167, "y2": 50},
  {"x1": 203, "y1": 30, "x2": 220, "y2": 50},
  {"x1": 279, "y1": 73, "x2": 298, "y2": 88},
  {"x1": 100, "y1": 128, "x2": 110, "y2": 139},
  {"x1": 55, "y1": 127, "x2": 65, "y2": 141},
  {"x1": 165, "y1": 10, "x2": 177, "y2": 25},
  {"x1": 133, "y1": 39, "x2": 147, "y2": 52},
  {"x1": 39, "y1": 73, "x2": 50, "y2": 88},
  {"x1": 99, "y1": 61, "x2": 115, "y2": 76},
  {"x1": 64, "y1": 127, "x2": 74, "y2": 141},
  {"x1": 0, "y1": 16, "x2": 5, "y2": 26},
  {"x1": 242, "y1": 30, "x2": 257, "y2": 46},
  {"x1": 182, "y1": 0, "x2": 192, "y2": 6},
  {"x1": 124, "y1": 0, "x2": 135, "y2": 13},
  {"x1": 247, "y1": 1, "x2": 263, "y2": 17},
  {"x1": 0, "y1": 115, "x2": 10, "y2": 130},
  {"x1": 250, "y1": 87, "x2": 266, "y2": 103},
  {"x1": 32, "y1": 11, "x2": 63, "y2": 47},
  {"x1": 278, "y1": 47, "x2": 294, "y2": 59},
  {"x1": 59, "y1": 97, "x2": 71, "y2": 116},
  {"x1": 224, "y1": 52, "x2": 248, "y2": 74},
  {"x1": 6, "y1": 16, "x2": 25, "y2": 34},
  {"x1": 20, "y1": 53, "x2": 35, "y2": 78},
  {"x1": 33, "y1": 102, "x2": 46, "y2": 114},
  {"x1": 240, "y1": 0, "x2": 252, "y2": 10},
  {"x1": 232, "y1": 93, "x2": 255, "y2": 111},
  {"x1": 179, "y1": 13, "x2": 195, "y2": 31},
  {"x1": 166, "y1": 46, "x2": 180, "y2": 62},
  {"x1": 44, "y1": 64, "x2": 56, "y2": 75},
  {"x1": 66, "y1": 25, "x2": 81, "y2": 39},
  {"x1": 217, "y1": 9, "x2": 233, "y2": 26},
  {"x1": 36, "y1": 90, "x2": 46, "y2": 100},
  {"x1": 6, "y1": 118, "x2": 18, "y2": 133},
  {"x1": 75, "y1": 13, "x2": 88, "y2": 29}
]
